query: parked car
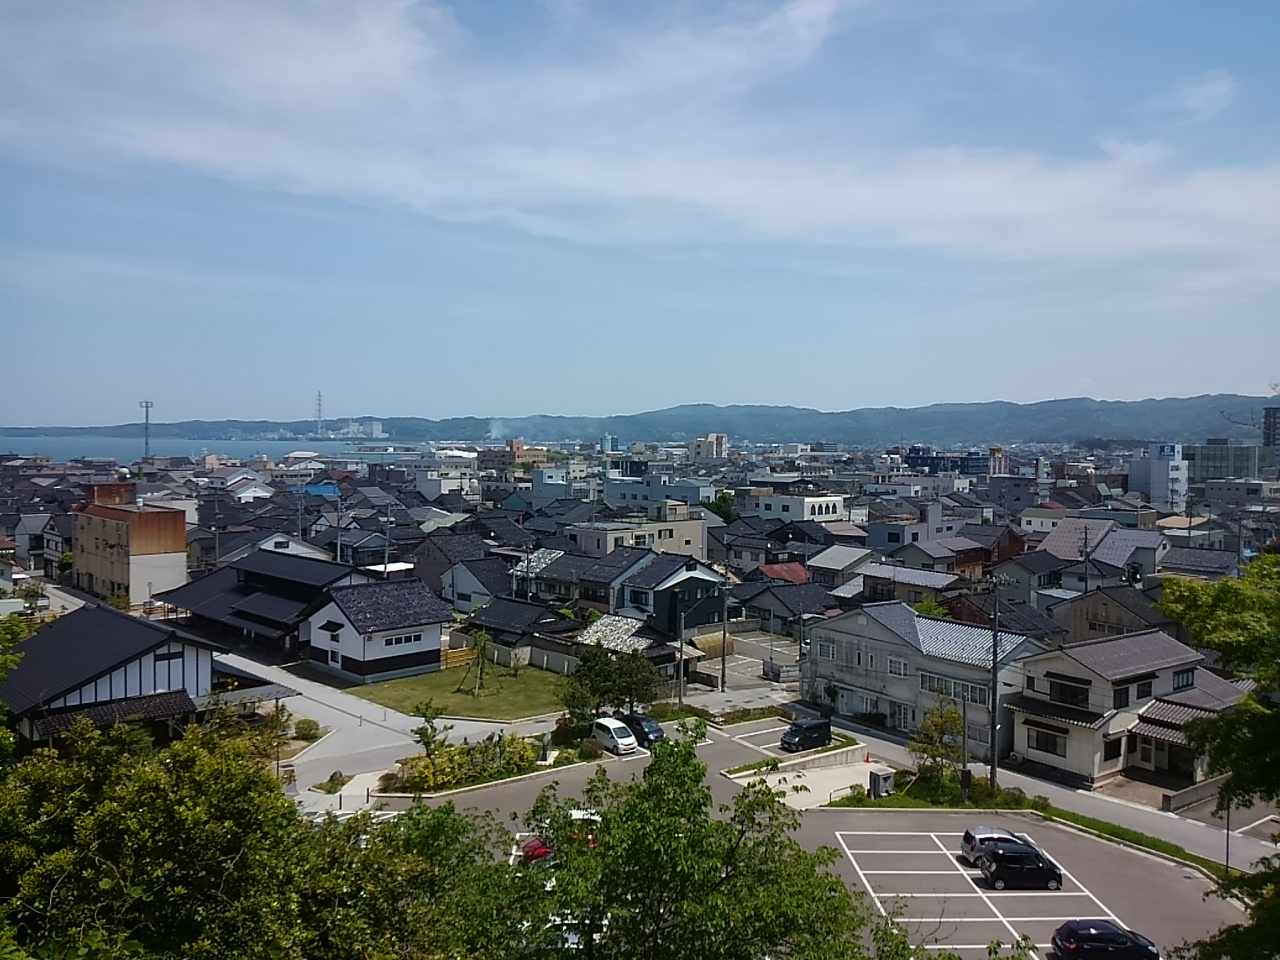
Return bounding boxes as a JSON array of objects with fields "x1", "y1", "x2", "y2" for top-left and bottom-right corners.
[
  {"x1": 592, "y1": 717, "x2": 637, "y2": 755},
  {"x1": 979, "y1": 841, "x2": 1063, "y2": 890},
  {"x1": 1052, "y1": 919, "x2": 1160, "y2": 958},
  {"x1": 620, "y1": 713, "x2": 665, "y2": 748},
  {"x1": 780, "y1": 716, "x2": 831, "y2": 752},
  {"x1": 960, "y1": 826, "x2": 1022, "y2": 866}
]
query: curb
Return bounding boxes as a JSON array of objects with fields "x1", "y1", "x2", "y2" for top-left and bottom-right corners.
[
  {"x1": 436, "y1": 711, "x2": 563, "y2": 725},
  {"x1": 369, "y1": 755, "x2": 604, "y2": 801},
  {"x1": 283, "y1": 728, "x2": 335, "y2": 765}
]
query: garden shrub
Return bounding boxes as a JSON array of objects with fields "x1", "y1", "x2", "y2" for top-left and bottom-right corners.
[
  {"x1": 577, "y1": 738, "x2": 605, "y2": 761},
  {"x1": 392, "y1": 733, "x2": 538, "y2": 793},
  {"x1": 293, "y1": 718, "x2": 322, "y2": 741}
]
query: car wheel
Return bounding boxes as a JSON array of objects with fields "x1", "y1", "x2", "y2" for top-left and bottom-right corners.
[
  {"x1": 992, "y1": 878, "x2": 1006, "y2": 890},
  {"x1": 1047, "y1": 878, "x2": 1060, "y2": 891}
]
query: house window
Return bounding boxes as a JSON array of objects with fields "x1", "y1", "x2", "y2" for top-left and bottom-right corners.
[
  {"x1": 1049, "y1": 680, "x2": 1090, "y2": 709},
  {"x1": 456, "y1": 592, "x2": 472, "y2": 602},
  {"x1": 908, "y1": 591, "x2": 923, "y2": 603},
  {"x1": 273, "y1": 540, "x2": 289, "y2": 549},
  {"x1": 782, "y1": 504, "x2": 790, "y2": 512},
  {"x1": 1113, "y1": 687, "x2": 1130, "y2": 710},
  {"x1": 1026, "y1": 676, "x2": 1036, "y2": 692},
  {"x1": 1028, "y1": 728, "x2": 1067, "y2": 757},
  {"x1": 1136, "y1": 680, "x2": 1153, "y2": 700},
  {"x1": 867, "y1": 654, "x2": 876, "y2": 671},
  {"x1": 1173, "y1": 669, "x2": 1195, "y2": 690},
  {"x1": 886, "y1": 532, "x2": 901, "y2": 544},
  {"x1": 764, "y1": 503, "x2": 772, "y2": 511},
  {"x1": 1104, "y1": 738, "x2": 1123, "y2": 761},
  {"x1": 817, "y1": 641, "x2": 835, "y2": 660},
  {"x1": 855, "y1": 650, "x2": 862, "y2": 667},
  {"x1": 966, "y1": 724, "x2": 990, "y2": 745},
  {"x1": 888, "y1": 657, "x2": 908, "y2": 678},
  {"x1": 911, "y1": 532, "x2": 920, "y2": 542}
]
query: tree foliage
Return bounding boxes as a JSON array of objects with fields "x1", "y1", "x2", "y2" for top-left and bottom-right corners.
[
  {"x1": 701, "y1": 490, "x2": 739, "y2": 523},
  {"x1": 1158, "y1": 555, "x2": 1280, "y2": 960},
  {"x1": 559, "y1": 645, "x2": 664, "y2": 725},
  {"x1": 912, "y1": 597, "x2": 951, "y2": 619},
  {"x1": 523, "y1": 722, "x2": 879, "y2": 960},
  {"x1": 907, "y1": 701, "x2": 964, "y2": 796}
]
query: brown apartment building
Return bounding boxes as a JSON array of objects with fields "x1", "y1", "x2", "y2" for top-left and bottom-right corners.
[{"x1": 73, "y1": 482, "x2": 188, "y2": 606}]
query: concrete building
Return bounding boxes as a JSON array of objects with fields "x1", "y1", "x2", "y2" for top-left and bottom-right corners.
[
  {"x1": 688, "y1": 433, "x2": 729, "y2": 461},
  {"x1": 565, "y1": 502, "x2": 706, "y2": 560},
  {"x1": 737, "y1": 490, "x2": 846, "y2": 523},
  {"x1": 405, "y1": 450, "x2": 481, "y2": 503},
  {"x1": 604, "y1": 473, "x2": 715, "y2": 510},
  {"x1": 1128, "y1": 443, "x2": 1188, "y2": 514},
  {"x1": 1183, "y1": 440, "x2": 1277, "y2": 484},
  {"x1": 73, "y1": 482, "x2": 188, "y2": 606},
  {"x1": 1203, "y1": 478, "x2": 1280, "y2": 507}
]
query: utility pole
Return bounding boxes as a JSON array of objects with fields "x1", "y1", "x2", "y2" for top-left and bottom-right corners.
[
  {"x1": 678, "y1": 609, "x2": 686, "y2": 706},
  {"x1": 961, "y1": 694, "x2": 970, "y2": 803},
  {"x1": 988, "y1": 577, "x2": 1007, "y2": 789},
  {"x1": 139, "y1": 400, "x2": 154, "y2": 462},
  {"x1": 719, "y1": 582, "x2": 728, "y2": 693}
]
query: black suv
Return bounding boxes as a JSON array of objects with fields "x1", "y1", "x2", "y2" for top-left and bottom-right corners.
[
  {"x1": 979, "y1": 841, "x2": 1063, "y2": 890},
  {"x1": 620, "y1": 713, "x2": 665, "y2": 748},
  {"x1": 1052, "y1": 919, "x2": 1160, "y2": 958}
]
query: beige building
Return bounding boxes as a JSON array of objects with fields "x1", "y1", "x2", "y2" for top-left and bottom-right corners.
[
  {"x1": 688, "y1": 432, "x2": 729, "y2": 461},
  {"x1": 566, "y1": 501, "x2": 706, "y2": 560},
  {"x1": 73, "y1": 482, "x2": 188, "y2": 606}
]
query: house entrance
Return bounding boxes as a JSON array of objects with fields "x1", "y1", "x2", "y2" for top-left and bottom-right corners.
[{"x1": 888, "y1": 702, "x2": 911, "y2": 731}]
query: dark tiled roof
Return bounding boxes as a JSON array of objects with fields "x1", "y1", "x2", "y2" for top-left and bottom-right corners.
[
  {"x1": 467, "y1": 598, "x2": 574, "y2": 635},
  {"x1": 1037, "y1": 518, "x2": 1119, "y2": 561},
  {"x1": 0, "y1": 605, "x2": 224, "y2": 717},
  {"x1": 459, "y1": 557, "x2": 515, "y2": 598},
  {"x1": 231, "y1": 550, "x2": 356, "y2": 587},
  {"x1": 765, "y1": 582, "x2": 838, "y2": 617},
  {"x1": 1157, "y1": 668, "x2": 1248, "y2": 712},
  {"x1": 33, "y1": 690, "x2": 198, "y2": 738},
  {"x1": 330, "y1": 580, "x2": 452, "y2": 633},
  {"x1": 1002, "y1": 550, "x2": 1071, "y2": 575},
  {"x1": 1089, "y1": 585, "x2": 1170, "y2": 625},
  {"x1": 1007, "y1": 693, "x2": 1105, "y2": 728},
  {"x1": 957, "y1": 593, "x2": 1067, "y2": 640},
  {"x1": 537, "y1": 553, "x2": 600, "y2": 582},
  {"x1": 622, "y1": 554, "x2": 692, "y2": 590},
  {"x1": 1091, "y1": 529, "x2": 1166, "y2": 567},
  {"x1": 580, "y1": 547, "x2": 655, "y2": 583},
  {"x1": 423, "y1": 532, "x2": 491, "y2": 563},
  {"x1": 861, "y1": 601, "x2": 922, "y2": 649},
  {"x1": 1159, "y1": 547, "x2": 1238, "y2": 575},
  {"x1": 1061, "y1": 630, "x2": 1200, "y2": 681}
]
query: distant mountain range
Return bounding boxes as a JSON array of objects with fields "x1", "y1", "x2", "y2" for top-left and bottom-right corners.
[{"x1": 3, "y1": 395, "x2": 1274, "y2": 447}]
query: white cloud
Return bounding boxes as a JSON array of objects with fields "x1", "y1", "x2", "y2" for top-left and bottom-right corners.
[
  {"x1": 0, "y1": 1, "x2": 1276, "y2": 280},
  {"x1": 1173, "y1": 68, "x2": 1236, "y2": 122}
]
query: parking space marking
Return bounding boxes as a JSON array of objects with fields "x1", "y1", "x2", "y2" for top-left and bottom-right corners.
[
  {"x1": 862, "y1": 870, "x2": 967, "y2": 875},
  {"x1": 835, "y1": 832, "x2": 888, "y2": 917},
  {"x1": 1237, "y1": 813, "x2": 1277, "y2": 835},
  {"x1": 1019, "y1": 831, "x2": 1121, "y2": 925},
  {"x1": 735, "y1": 725, "x2": 790, "y2": 739},
  {"x1": 926, "y1": 833, "x2": 1030, "y2": 954}
]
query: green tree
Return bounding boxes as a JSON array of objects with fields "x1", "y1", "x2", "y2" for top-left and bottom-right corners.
[
  {"x1": 611, "y1": 649, "x2": 663, "y2": 714},
  {"x1": 0, "y1": 614, "x2": 27, "y2": 760},
  {"x1": 701, "y1": 490, "x2": 739, "y2": 523},
  {"x1": 58, "y1": 551, "x2": 74, "y2": 574},
  {"x1": 523, "y1": 722, "x2": 879, "y2": 960},
  {"x1": 410, "y1": 698, "x2": 454, "y2": 756},
  {"x1": 907, "y1": 700, "x2": 964, "y2": 797},
  {"x1": 0, "y1": 722, "x2": 309, "y2": 958},
  {"x1": 559, "y1": 644, "x2": 618, "y2": 726},
  {"x1": 106, "y1": 590, "x2": 131, "y2": 611},
  {"x1": 912, "y1": 596, "x2": 951, "y2": 619},
  {"x1": 1159, "y1": 556, "x2": 1280, "y2": 960}
]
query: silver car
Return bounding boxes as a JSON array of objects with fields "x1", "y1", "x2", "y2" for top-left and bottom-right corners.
[{"x1": 960, "y1": 826, "x2": 1021, "y2": 866}]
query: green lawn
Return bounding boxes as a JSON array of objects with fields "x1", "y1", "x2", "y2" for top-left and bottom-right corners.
[{"x1": 346, "y1": 664, "x2": 568, "y2": 720}]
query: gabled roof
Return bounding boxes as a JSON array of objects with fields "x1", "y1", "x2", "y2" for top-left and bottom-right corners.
[
  {"x1": 513, "y1": 548, "x2": 566, "y2": 578},
  {"x1": 622, "y1": 554, "x2": 699, "y2": 590},
  {"x1": 580, "y1": 547, "x2": 655, "y2": 583},
  {"x1": 1159, "y1": 547, "x2": 1238, "y2": 576},
  {"x1": 751, "y1": 582, "x2": 837, "y2": 617},
  {"x1": 457, "y1": 557, "x2": 515, "y2": 598},
  {"x1": 329, "y1": 580, "x2": 452, "y2": 633},
  {"x1": 1090, "y1": 529, "x2": 1167, "y2": 568},
  {"x1": 754, "y1": 562, "x2": 808, "y2": 585},
  {"x1": 893, "y1": 539, "x2": 957, "y2": 560},
  {"x1": 1058, "y1": 629, "x2": 1200, "y2": 682},
  {"x1": 953, "y1": 593, "x2": 1067, "y2": 641},
  {"x1": 576, "y1": 614, "x2": 667, "y2": 653},
  {"x1": 231, "y1": 550, "x2": 356, "y2": 588},
  {"x1": 1001, "y1": 550, "x2": 1071, "y2": 575},
  {"x1": 1037, "y1": 518, "x2": 1119, "y2": 561},
  {"x1": 858, "y1": 562, "x2": 964, "y2": 589},
  {"x1": 915, "y1": 616, "x2": 1042, "y2": 668},
  {"x1": 808, "y1": 544, "x2": 872, "y2": 571},
  {"x1": 421, "y1": 532, "x2": 491, "y2": 563},
  {"x1": 0, "y1": 604, "x2": 225, "y2": 717},
  {"x1": 467, "y1": 598, "x2": 575, "y2": 636},
  {"x1": 536, "y1": 552, "x2": 599, "y2": 582}
]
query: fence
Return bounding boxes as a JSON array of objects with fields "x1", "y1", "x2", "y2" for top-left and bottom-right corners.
[
  {"x1": 441, "y1": 647, "x2": 477, "y2": 670},
  {"x1": 689, "y1": 618, "x2": 761, "y2": 638}
]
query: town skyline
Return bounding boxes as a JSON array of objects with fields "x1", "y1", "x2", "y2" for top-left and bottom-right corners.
[{"x1": 3, "y1": 0, "x2": 1278, "y2": 425}]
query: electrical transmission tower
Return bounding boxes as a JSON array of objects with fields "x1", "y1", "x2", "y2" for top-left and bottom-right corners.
[
  {"x1": 139, "y1": 400, "x2": 154, "y2": 462},
  {"x1": 315, "y1": 391, "x2": 323, "y2": 439}
]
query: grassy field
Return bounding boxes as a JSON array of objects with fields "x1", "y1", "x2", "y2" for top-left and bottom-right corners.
[{"x1": 345, "y1": 663, "x2": 568, "y2": 720}]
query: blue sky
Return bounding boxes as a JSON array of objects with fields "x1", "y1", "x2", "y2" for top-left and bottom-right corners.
[{"x1": 2, "y1": 0, "x2": 1277, "y2": 426}]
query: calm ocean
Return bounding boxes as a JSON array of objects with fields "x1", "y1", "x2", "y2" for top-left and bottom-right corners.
[{"x1": 0, "y1": 436, "x2": 420, "y2": 464}]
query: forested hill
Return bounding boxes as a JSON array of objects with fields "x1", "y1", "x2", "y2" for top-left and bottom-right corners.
[{"x1": 5, "y1": 394, "x2": 1272, "y2": 446}]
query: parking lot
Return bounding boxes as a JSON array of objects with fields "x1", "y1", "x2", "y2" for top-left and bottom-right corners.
[{"x1": 807, "y1": 811, "x2": 1244, "y2": 960}]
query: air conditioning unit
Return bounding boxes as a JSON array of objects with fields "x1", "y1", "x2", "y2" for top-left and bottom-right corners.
[{"x1": 1007, "y1": 752, "x2": 1023, "y2": 764}]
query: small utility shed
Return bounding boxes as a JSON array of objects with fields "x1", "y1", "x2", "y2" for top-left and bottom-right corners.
[{"x1": 307, "y1": 579, "x2": 454, "y2": 683}]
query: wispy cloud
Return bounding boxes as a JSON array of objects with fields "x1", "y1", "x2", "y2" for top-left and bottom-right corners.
[{"x1": 0, "y1": 1, "x2": 1276, "y2": 278}]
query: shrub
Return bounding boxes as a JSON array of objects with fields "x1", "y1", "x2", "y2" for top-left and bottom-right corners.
[
  {"x1": 293, "y1": 718, "x2": 322, "y2": 741},
  {"x1": 392, "y1": 733, "x2": 539, "y2": 793},
  {"x1": 1030, "y1": 794, "x2": 1052, "y2": 813},
  {"x1": 647, "y1": 702, "x2": 712, "y2": 722},
  {"x1": 578, "y1": 737, "x2": 605, "y2": 761},
  {"x1": 551, "y1": 716, "x2": 589, "y2": 747}
]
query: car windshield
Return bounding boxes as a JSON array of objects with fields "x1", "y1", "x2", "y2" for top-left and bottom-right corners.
[
  {"x1": 785, "y1": 723, "x2": 807, "y2": 736},
  {"x1": 637, "y1": 718, "x2": 661, "y2": 733}
]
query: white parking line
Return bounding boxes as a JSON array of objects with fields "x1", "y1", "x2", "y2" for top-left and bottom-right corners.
[
  {"x1": 835, "y1": 832, "x2": 887, "y2": 917},
  {"x1": 927, "y1": 833, "x2": 1034, "y2": 958},
  {"x1": 1020, "y1": 831, "x2": 1121, "y2": 926},
  {"x1": 736, "y1": 725, "x2": 790, "y2": 739},
  {"x1": 1236, "y1": 813, "x2": 1277, "y2": 835},
  {"x1": 862, "y1": 870, "x2": 965, "y2": 875}
]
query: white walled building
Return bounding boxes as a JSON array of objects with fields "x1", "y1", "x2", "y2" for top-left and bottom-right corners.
[{"x1": 1128, "y1": 443, "x2": 1188, "y2": 514}]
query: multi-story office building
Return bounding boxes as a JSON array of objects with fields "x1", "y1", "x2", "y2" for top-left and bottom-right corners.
[{"x1": 1128, "y1": 443, "x2": 1187, "y2": 514}]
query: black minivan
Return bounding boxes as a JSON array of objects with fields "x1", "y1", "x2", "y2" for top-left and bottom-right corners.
[
  {"x1": 979, "y1": 841, "x2": 1063, "y2": 890},
  {"x1": 780, "y1": 717, "x2": 832, "y2": 752}
]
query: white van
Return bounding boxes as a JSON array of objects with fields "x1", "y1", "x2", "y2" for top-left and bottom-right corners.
[{"x1": 592, "y1": 717, "x2": 638, "y2": 755}]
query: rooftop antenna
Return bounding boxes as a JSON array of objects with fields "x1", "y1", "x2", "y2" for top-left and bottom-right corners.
[{"x1": 139, "y1": 400, "x2": 154, "y2": 462}]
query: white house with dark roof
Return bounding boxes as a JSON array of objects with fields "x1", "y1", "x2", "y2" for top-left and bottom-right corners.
[
  {"x1": 1005, "y1": 630, "x2": 1246, "y2": 788},
  {"x1": 306, "y1": 579, "x2": 454, "y2": 683},
  {"x1": 801, "y1": 601, "x2": 1045, "y2": 755},
  {"x1": 0, "y1": 603, "x2": 295, "y2": 744}
]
